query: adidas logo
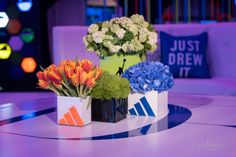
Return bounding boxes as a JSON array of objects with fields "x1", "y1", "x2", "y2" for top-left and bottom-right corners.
[
  {"x1": 129, "y1": 96, "x2": 155, "y2": 117},
  {"x1": 59, "y1": 106, "x2": 84, "y2": 126}
]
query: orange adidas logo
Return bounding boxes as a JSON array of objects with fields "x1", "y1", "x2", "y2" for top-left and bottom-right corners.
[{"x1": 59, "y1": 106, "x2": 84, "y2": 126}]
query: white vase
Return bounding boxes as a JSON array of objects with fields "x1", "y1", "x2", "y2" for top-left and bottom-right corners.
[
  {"x1": 57, "y1": 96, "x2": 91, "y2": 127},
  {"x1": 128, "y1": 91, "x2": 168, "y2": 117}
]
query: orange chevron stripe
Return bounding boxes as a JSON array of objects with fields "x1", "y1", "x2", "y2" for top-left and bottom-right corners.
[
  {"x1": 64, "y1": 112, "x2": 75, "y2": 126},
  {"x1": 59, "y1": 118, "x2": 66, "y2": 125},
  {"x1": 69, "y1": 106, "x2": 84, "y2": 126}
]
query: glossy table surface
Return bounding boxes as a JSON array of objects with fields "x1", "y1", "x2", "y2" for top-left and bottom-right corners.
[{"x1": 0, "y1": 92, "x2": 236, "y2": 157}]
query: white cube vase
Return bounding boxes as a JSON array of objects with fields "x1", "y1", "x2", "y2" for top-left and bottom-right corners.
[
  {"x1": 57, "y1": 96, "x2": 91, "y2": 127},
  {"x1": 128, "y1": 91, "x2": 168, "y2": 117}
]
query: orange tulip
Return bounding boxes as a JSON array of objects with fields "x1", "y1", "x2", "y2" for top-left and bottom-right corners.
[
  {"x1": 42, "y1": 69, "x2": 49, "y2": 80},
  {"x1": 37, "y1": 70, "x2": 49, "y2": 83},
  {"x1": 86, "y1": 71, "x2": 94, "y2": 79},
  {"x1": 36, "y1": 71, "x2": 44, "y2": 80},
  {"x1": 53, "y1": 82, "x2": 63, "y2": 89},
  {"x1": 85, "y1": 78, "x2": 96, "y2": 88},
  {"x1": 64, "y1": 66, "x2": 74, "y2": 79},
  {"x1": 79, "y1": 71, "x2": 87, "y2": 84},
  {"x1": 38, "y1": 79, "x2": 50, "y2": 89},
  {"x1": 81, "y1": 59, "x2": 93, "y2": 72},
  {"x1": 36, "y1": 59, "x2": 100, "y2": 97},
  {"x1": 47, "y1": 67, "x2": 62, "y2": 84},
  {"x1": 47, "y1": 64, "x2": 57, "y2": 71},
  {"x1": 75, "y1": 66, "x2": 83, "y2": 75},
  {"x1": 71, "y1": 73, "x2": 79, "y2": 86},
  {"x1": 94, "y1": 68, "x2": 102, "y2": 80},
  {"x1": 58, "y1": 66, "x2": 64, "y2": 75}
]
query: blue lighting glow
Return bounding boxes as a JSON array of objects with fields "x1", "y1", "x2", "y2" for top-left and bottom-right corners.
[
  {"x1": 86, "y1": 7, "x2": 115, "y2": 25},
  {"x1": 17, "y1": 0, "x2": 33, "y2": 12}
]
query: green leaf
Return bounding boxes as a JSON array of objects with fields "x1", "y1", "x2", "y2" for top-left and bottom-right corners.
[
  {"x1": 112, "y1": 37, "x2": 119, "y2": 45},
  {"x1": 124, "y1": 31, "x2": 134, "y2": 41},
  {"x1": 40, "y1": 66, "x2": 45, "y2": 71},
  {"x1": 97, "y1": 23, "x2": 102, "y2": 30},
  {"x1": 91, "y1": 42, "x2": 98, "y2": 50},
  {"x1": 106, "y1": 31, "x2": 115, "y2": 36},
  {"x1": 148, "y1": 24, "x2": 155, "y2": 32},
  {"x1": 99, "y1": 45, "x2": 108, "y2": 56},
  {"x1": 144, "y1": 43, "x2": 151, "y2": 50}
]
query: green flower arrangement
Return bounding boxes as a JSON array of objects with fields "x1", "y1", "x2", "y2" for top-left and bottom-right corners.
[{"x1": 90, "y1": 72, "x2": 130, "y2": 100}]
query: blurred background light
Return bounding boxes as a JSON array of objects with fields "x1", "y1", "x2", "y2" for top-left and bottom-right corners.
[
  {"x1": 8, "y1": 36, "x2": 24, "y2": 51},
  {"x1": 0, "y1": 43, "x2": 12, "y2": 59},
  {"x1": 7, "y1": 19, "x2": 22, "y2": 34},
  {"x1": 17, "y1": 0, "x2": 33, "y2": 12},
  {"x1": 21, "y1": 57, "x2": 37, "y2": 73},
  {"x1": 20, "y1": 28, "x2": 35, "y2": 43},
  {"x1": 0, "y1": 12, "x2": 9, "y2": 28}
]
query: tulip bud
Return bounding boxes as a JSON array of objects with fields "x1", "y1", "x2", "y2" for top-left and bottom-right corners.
[
  {"x1": 38, "y1": 79, "x2": 50, "y2": 89},
  {"x1": 82, "y1": 59, "x2": 93, "y2": 72},
  {"x1": 79, "y1": 71, "x2": 87, "y2": 85},
  {"x1": 85, "y1": 78, "x2": 96, "y2": 88},
  {"x1": 71, "y1": 73, "x2": 79, "y2": 86}
]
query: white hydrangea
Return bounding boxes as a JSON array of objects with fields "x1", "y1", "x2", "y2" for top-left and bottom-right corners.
[
  {"x1": 103, "y1": 40, "x2": 112, "y2": 48},
  {"x1": 88, "y1": 24, "x2": 99, "y2": 33},
  {"x1": 102, "y1": 21, "x2": 110, "y2": 27},
  {"x1": 130, "y1": 14, "x2": 145, "y2": 24},
  {"x1": 104, "y1": 35, "x2": 113, "y2": 40},
  {"x1": 148, "y1": 32, "x2": 157, "y2": 45},
  {"x1": 83, "y1": 14, "x2": 158, "y2": 57},
  {"x1": 92, "y1": 31, "x2": 105, "y2": 43},
  {"x1": 110, "y1": 17, "x2": 119, "y2": 24},
  {"x1": 95, "y1": 50, "x2": 101, "y2": 55},
  {"x1": 82, "y1": 36, "x2": 88, "y2": 47},
  {"x1": 129, "y1": 39, "x2": 144, "y2": 51},
  {"x1": 119, "y1": 17, "x2": 132, "y2": 26},
  {"x1": 149, "y1": 44, "x2": 157, "y2": 52},
  {"x1": 121, "y1": 42, "x2": 129, "y2": 52},
  {"x1": 140, "y1": 22, "x2": 149, "y2": 28},
  {"x1": 101, "y1": 27, "x2": 108, "y2": 33},
  {"x1": 139, "y1": 32, "x2": 147, "y2": 43},
  {"x1": 115, "y1": 28, "x2": 126, "y2": 39},
  {"x1": 128, "y1": 24, "x2": 139, "y2": 36},
  {"x1": 139, "y1": 28, "x2": 149, "y2": 34},
  {"x1": 109, "y1": 45, "x2": 121, "y2": 53},
  {"x1": 87, "y1": 47, "x2": 94, "y2": 52},
  {"x1": 111, "y1": 24, "x2": 120, "y2": 33},
  {"x1": 86, "y1": 34, "x2": 93, "y2": 42}
]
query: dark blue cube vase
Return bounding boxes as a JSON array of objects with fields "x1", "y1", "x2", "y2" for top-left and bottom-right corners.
[{"x1": 92, "y1": 98, "x2": 128, "y2": 123}]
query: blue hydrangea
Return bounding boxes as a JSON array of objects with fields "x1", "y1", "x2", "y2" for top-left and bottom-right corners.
[{"x1": 122, "y1": 61, "x2": 174, "y2": 94}]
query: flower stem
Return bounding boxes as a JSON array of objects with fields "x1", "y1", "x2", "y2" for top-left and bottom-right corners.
[
  {"x1": 50, "y1": 87, "x2": 61, "y2": 96},
  {"x1": 76, "y1": 86, "x2": 79, "y2": 97},
  {"x1": 62, "y1": 82, "x2": 77, "y2": 97},
  {"x1": 79, "y1": 85, "x2": 83, "y2": 97}
]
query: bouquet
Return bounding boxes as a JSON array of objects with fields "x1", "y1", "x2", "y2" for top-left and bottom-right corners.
[
  {"x1": 36, "y1": 59, "x2": 102, "y2": 98},
  {"x1": 122, "y1": 61, "x2": 174, "y2": 94},
  {"x1": 83, "y1": 14, "x2": 158, "y2": 58}
]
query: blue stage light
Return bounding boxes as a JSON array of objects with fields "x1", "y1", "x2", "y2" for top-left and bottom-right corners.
[
  {"x1": 0, "y1": 12, "x2": 9, "y2": 28},
  {"x1": 16, "y1": 0, "x2": 33, "y2": 12}
]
